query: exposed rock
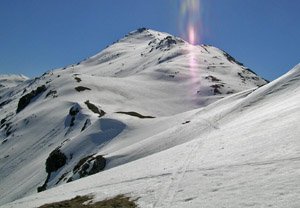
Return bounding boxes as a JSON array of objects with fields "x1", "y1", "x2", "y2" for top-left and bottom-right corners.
[
  {"x1": 73, "y1": 155, "x2": 94, "y2": 174},
  {"x1": 69, "y1": 106, "x2": 79, "y2": 127},
  {"x1": 45, "y1": 148, "x2": 67, "y2": 173},
  {"x1": 38, "y1": 148, "x2": 67, "y2": 192},
  {"x1": 0, "y1": 100, "x2": 10, "y2": 108},
  {"x1": 156, "y1": 36, "x2": 178, "y2": 50},
  {"x1": 74, "y1": 77, "x2": 81, "y2": 83},
  {"x1": 222, "y1": 51, "x2": 244, "y2": 66},
  {"x1": 89, "y1": 155, "x2": 106, "y2": 175},
  {"x1": 210, "y1": 84, "x2": 224, "y2": 95},
  {"x1": 84, "y1": 100, "x2": 105, "y2": 117},
  {"x1": 45, "y1": 90, "x2": 57, "y2": 98},
  {"x1": 68, "y1": 155, "x2": 106, "y2": 182},
  {"x1": 75, "y1": 86, "x2": 91, "y2": 92},
  {"x1": 16, "y1": 85, "x2": 47, "y2": 113},
  {"x1": 205, "y1": 75, "x2": 221, "y2": 82},
  {"x1": 137, "y1": 27, "x2": 147, "y2": 33},
  {"x1": 116, "y1": 111, "x2": 155, "y2": 119},
  {"x1": 81, "y1": 119, "x2": 90, "y2": 132},
  {"x1": 1, "y1": 118, "x2": 6, "y2": 125}
]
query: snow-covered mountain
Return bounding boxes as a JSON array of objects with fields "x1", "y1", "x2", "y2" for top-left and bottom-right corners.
[
  {"x1": 1, "y1": 28, "x2": 299, "y2": 208},
  {"x1": 0, "y1": 74, "x2": 29, "y2": 101}
]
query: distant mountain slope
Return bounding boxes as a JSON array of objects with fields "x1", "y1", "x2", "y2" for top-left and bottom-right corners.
[
  {"x1": 0, "y1": 74, "x2": 28, "y2": 88},
  {"x1": 0, "y1": 74, "x2": 29, "y2": 102},
  {"x1": 0, "y1": 28, "x2": 269, "y2": 206}
]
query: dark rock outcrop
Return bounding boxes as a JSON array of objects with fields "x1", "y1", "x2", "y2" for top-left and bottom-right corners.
[
  {"x1": 69, "y1": 106, "x2": 79, "y2": 127},
  {"x1": 84, "y1": 100, "x2": 105, "y2": 117},
  {"x1": 38, "y1": 148, "x2": 67, "y2": 192},
  {"x1": 45, "y1": 148, "x2": 67, "y2": 173},
  {"x1": 67, "y1": 155, "x2": 106, "y2": 182},
  {"x1": 16, "y1": 85, "x2": 47, "y2": 113}
]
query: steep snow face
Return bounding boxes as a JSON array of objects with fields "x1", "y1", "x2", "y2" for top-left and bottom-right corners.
[
  {"x1": 0, "y1": 28, "x2": 269, "y2": 205},
  {"x1": 2, "y1": 64, "x2": 300, "y2": 208}
]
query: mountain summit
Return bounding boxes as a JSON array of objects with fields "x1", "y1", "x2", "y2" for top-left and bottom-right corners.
[{"x1": 2, "y1": 29, "x2": 298, "y2": 208}]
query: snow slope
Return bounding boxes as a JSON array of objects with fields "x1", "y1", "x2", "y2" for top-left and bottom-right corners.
[
  {"x1": 0, "y1": 74, "x2": 29, "y2": 106},
  {"x1": 2, "y1": 63, "x2": 300, "y2": 208},
  {"x1": 1, "y1": 28, "x2": 290, "y2": 207}
]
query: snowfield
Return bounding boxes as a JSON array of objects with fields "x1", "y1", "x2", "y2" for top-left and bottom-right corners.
[{"x1": 0, "y1": 28, "x2": 299, "y2": 207}]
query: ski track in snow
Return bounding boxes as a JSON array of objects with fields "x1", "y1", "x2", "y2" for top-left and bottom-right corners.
[{"x1": 154, "y1": 141, "x2": 201, "y2": 208}]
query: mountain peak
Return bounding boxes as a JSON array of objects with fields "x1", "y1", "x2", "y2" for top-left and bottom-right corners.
[{"x1": 117, "y1": 28, "x2": 185, "y2": 46}]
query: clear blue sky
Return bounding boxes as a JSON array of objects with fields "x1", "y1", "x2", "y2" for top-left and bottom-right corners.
[{"x1": 0, "y1": 0, "x2": 299, "y2": 81}]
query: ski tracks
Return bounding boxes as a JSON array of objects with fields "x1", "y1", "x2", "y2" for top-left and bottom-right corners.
[{"x1": 153, "y1": 141, "x2": 201, "y2": 208}]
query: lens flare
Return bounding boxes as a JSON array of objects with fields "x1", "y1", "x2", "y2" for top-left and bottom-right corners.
[
  {"x1": 179, "y1": 0, "x2": 202, "y2": 45},
  {"x1": 177, "y1": 0, "x2": 204, "y2": 99},
  {"x1": 189, "y1": 26, "x2": 196, "y2": 45}
]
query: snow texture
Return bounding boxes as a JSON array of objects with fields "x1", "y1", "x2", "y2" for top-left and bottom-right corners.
[{"x1": 1, "y1": 29, "x2": 298, "y2": 208}]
